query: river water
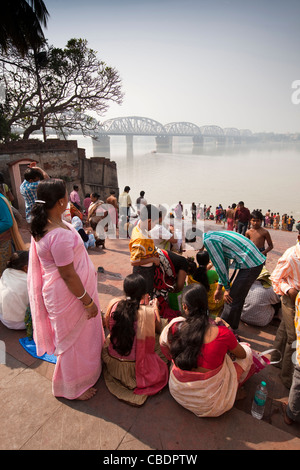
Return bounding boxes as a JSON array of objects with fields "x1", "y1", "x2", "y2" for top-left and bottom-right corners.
[{"x1": 75, "y1": 135, "x2": 299, "y2": 220}]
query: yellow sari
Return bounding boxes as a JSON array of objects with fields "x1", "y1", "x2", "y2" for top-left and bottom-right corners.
[{"x1": 187, "y1": 274, "x2": 224, "y2": 317}]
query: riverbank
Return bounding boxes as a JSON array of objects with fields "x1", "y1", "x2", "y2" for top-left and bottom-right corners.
[{"x1": 0, "y1": 221, "x2": 299, "y2": 451}]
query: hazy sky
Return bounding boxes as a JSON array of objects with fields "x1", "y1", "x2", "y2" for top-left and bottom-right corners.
[{"x1": 43, "y1": 0, "x2": 300, "y2": 133}]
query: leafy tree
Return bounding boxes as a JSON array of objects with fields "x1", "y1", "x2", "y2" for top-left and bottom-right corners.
[
  {"x1": 0, "y1": 107, "x2": 11, "y2": 142},
  {"x1": 0, "y1": 0, "x2": 49, "y2": 55},
  {"x1": 0, "y1": 100, "x2": 19, "y2": 142},
  {"x1": 0, "y1": 38, "x2": 123, "y2": 139}
]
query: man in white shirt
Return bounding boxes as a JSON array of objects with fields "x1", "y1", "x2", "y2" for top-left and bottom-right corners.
[
  {"x1": 118, "y1": 186, "x2": 132, "y2": 217},
  {"x1": 119, "y1": 186, "x2": 134, "y2": 238}
]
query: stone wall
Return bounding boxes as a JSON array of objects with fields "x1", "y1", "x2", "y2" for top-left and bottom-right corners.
[{"x1": 0, "y1": 139, "x2": 119, "y2": 212}]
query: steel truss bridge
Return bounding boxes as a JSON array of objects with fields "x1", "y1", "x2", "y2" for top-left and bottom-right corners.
[
  {"x1": 96, "y1": 116, "x2": 252, "y2": 142},
  {"x1": 90, "y1": 116, "x2": 255, "y2": 157}
]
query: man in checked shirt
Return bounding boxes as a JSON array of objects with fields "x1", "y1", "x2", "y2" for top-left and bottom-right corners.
[
  {"x1": 270, "y1": 231, "x2": 300, "y2": 389},
  {"x1": 201, "y1": 230, "x2": 266, "y2": 331},
  {"x1": 20, "y1": 163, "x2": 49, "y2": 223}
]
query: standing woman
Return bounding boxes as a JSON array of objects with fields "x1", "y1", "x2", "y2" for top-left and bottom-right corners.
[
  {"x1": 28, "y1": 179, "x2": 104, "y2": 401},
  {"x1": 87, "y1": 192, "x2": 105, "y2": 229},
  {"x1": 87, "y1": 192, "x2": 107, "y2": 247}
]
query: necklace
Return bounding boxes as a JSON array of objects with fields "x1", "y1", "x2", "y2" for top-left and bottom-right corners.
[{"x1": 48, "y1": 218, "x2": 65, "y2": 228}]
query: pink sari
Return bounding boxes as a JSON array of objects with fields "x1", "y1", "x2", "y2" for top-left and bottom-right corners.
[
  {"x1": 227, "y1": 218, "x2": 234, "y2": 230},
  {"x1": 134, "y1": 305, "x2": 169, "y2": 395},
  {"x1": 28, "y1": 222, "x2": 104, "y2": 399},
  {"x1": 103, "y1": 299, "x2": 168, "y2": 398}
]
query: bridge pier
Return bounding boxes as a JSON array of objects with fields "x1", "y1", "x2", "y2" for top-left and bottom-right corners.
[
  {"x1": 192, "y1": 135, "x2": 204, "y2": 154},
  {"x1": 126, "y1": 135, "x2": 134, "y2": 150},
  {"x1": 216, "y1": 136, "x2": 226, "y2": 146},
  {"x1": 92, "y1": 135, "x2": 110, "y2": 158},
  {"x1": 126, "y1": 135, "x2": 134, "y2": 159},
  {"x1": 155, "y1": 135, "x2": 172, "y2": 153}
]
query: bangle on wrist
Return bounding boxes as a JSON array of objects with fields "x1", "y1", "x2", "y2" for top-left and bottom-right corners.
[
  {"x1": 84, "y1": 299, "x2": 94, "y2": 309},
  {"x1": 77, "y1": 289, "x2": 86, "y2": 300}
]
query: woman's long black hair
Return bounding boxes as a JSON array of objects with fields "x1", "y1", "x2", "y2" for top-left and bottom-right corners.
[
  {"x1": 169, "y1": 283, "x2": 209, "y2": 371},
  {"x1": 30, "y1": 179, "x2": 66, "y2": 240},
  {"x1": 109, "y1": 273, "x2": 147, "y2": 356},
  {"x1": 192, "y1": 251, "x2": 210, "y2": 291}
]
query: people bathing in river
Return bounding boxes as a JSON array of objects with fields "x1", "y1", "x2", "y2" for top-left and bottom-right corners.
[{"x1": 225, "y1": 204, "x2": 236, "y2": 230}]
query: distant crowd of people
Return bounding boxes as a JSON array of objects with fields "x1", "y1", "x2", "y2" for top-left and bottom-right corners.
[
  {"x1": 201, "y1": 202, "x2": 296, "y2": 233},
  {"x1": 0, "y1": 172, "x2": 300, "y2": 425}
]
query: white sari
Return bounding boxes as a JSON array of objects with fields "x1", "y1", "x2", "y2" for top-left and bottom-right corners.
[{"x1": 0, "y1": 268, "x2": 28, "y2": 329}]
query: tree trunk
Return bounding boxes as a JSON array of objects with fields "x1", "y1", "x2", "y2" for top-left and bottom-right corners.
[{"x1": 22, "y1": 124, "x2": 41, "y2": 139}]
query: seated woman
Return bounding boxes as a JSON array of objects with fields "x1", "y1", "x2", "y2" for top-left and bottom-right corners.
[
  {"x1": 0, "y1": 251, "x2": 29, "y2": 330},
  {"x1": 71, "y1": 216, "x2": 96, "y2": 250},
  {"x1": 102, "y1": 273, "x2": 169, "y2": 406},
  {"x1": 187, "y1": 250, "x2": 224, "y2": 317},
  {"x1": 87, "y1": 193, "x2": 108, "y2": 248},
  {"x1": 160, "y1": 284, "x2": 253, "y2": 418}
]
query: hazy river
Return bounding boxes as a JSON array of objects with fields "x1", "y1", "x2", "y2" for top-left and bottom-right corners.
[{"x1": 75, "y1": 135, "x2": 299, "y2": 220}]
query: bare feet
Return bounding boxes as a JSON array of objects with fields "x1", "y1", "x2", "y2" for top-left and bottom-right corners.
[
  {"x1": 77, "y1": 387, "x2": 97, "y2": 401},
  {"x1": 281, "y1": 402, "x2": 294, "y2": 425}
]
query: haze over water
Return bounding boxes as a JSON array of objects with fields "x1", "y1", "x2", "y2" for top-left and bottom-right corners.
[{"x1": 77, "y1": 135, "x2": 299, "y2": 221}]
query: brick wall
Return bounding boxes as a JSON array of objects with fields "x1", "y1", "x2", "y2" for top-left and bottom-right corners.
[{"x1": 0, "y1": 139, "x2": 119, "y2": 211}]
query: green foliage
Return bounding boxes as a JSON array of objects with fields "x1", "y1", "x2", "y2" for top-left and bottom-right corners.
[
  {"x1": 0, "y1": 105, "x2": 19, "y2": 142},
  {"x1": 0, "y1": 38, "x2": 123, "y2": 139},
  {"x1": 0, "y1": 0, "x2": 49, "y2": 56}
]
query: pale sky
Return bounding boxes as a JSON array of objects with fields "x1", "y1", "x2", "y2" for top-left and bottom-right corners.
[{"x1": 43, "y1": 0, "x2": 300, "y2": 134}]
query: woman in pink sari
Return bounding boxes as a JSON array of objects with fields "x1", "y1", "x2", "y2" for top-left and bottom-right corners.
[
  {"x1": 28, "y1": 179, "x2": 104, "y2": 400},
  {"x1": 102, "y1": 273, "x2": 169, "y2": 406}
]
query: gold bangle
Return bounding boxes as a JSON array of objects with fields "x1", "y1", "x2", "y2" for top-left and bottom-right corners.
[{"x1": 83, "y1": 299, "x2": 94, "y2": 309}]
